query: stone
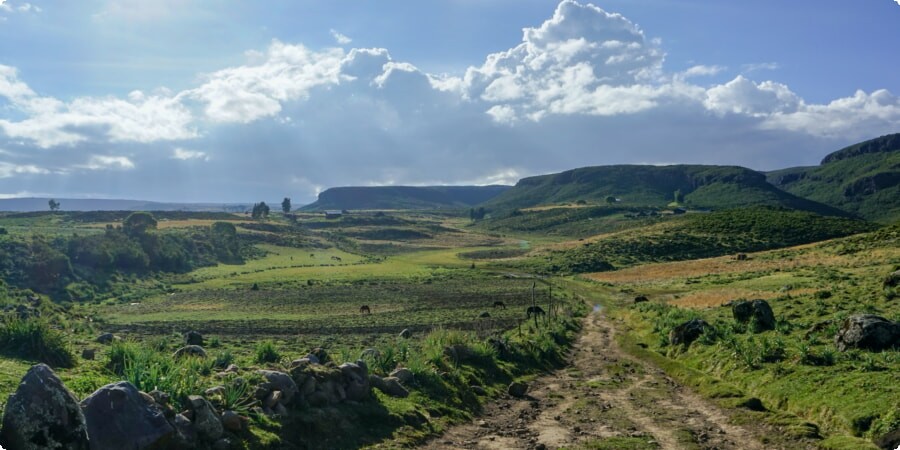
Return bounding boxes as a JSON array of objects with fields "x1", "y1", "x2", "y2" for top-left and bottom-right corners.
[
  {"x1": 0, "y1": 364, "x2": 89, "y2": 450},
  {"x1": 470, "y1": 385, "x2": 487, "y2": 396},
  {"x1": 257, "y1": 370, "x2": 298, "y2": 404},
  {"x1": 341, "y1": 362, "x2": 371, "y2": 402},
  {"x1": 668, "y1": 318, "x2": 710, "y2": 346},
  {"x1": 81, "y1": 348, "x2": 96, "y2": 360},
  {"x1": 884, "y1": 269, "x2": 900, "y2": 288},
  {"x1": 96, "y1": 332, "x2": 116, "y2": 344},
  {"x1": 359, "y1": 348, "x2": 381, "y2": 359},
  {"x1": 264, "y1": 390, "x2": 283, "y2": 409},
  {"x1": 221, "y1": 410, "x2": 244, "y2": 432},
  {"x1": 205, "y1": 386, "x2": 226, "y2": 397},
  {"x1": 184, "y1": 330, "x2": 204, "y2": 346},
  {"x1": 389, "y1": 367, "x2": 414, "y2": 384},
  {"x1": 834, "y1": 314, "x2": 900, "y2": 352},
  {"x1": 148, "y1": 389, "x2": 170, "y2": 406},
  {"x1": 187, "y1": 395, "x2": 224, "y2": 442},
  {"x1": 212, "y1": 438, "x2": 232, "y2": 450},
  {"x1": 172, "y1": 414, "x2": 197, "y2": 448},
  {"x1": 507, "y1": 381, "x2": 528, "y2": 398},
  {"x1": 479, "y1": 311, "x2": 491, "y2": 318},
  {"x1": 874, "y1": 427, "x2": 900, "y2": 450},
  {"x1": 399, "y1": 328, "x2": 412, "y2": 339},
  {"x1": 225, "y1": 364, "x2": 240, "y2": 373},
  {"x1": 370, "y1": 375, "x2": 409, "y2": 398},
  {"x1": 633, "y1": 295, "x2": 649, "y2": 304},
  {"x1": 731, "y1": 299, "x2": 776, "y2": 332},
  {"x1": 173, "y1": 345, "x2": 207, "y2": 358},
  {"x1": 308, "y1": 347, "x2": 330, "y2": 364},
  {"x1": 80, "y1": 381, "x2": 174, "y2": 450}
]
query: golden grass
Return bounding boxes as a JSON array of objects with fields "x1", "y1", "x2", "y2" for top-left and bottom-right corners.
[{"x1": 666, "y1": 287, "x2": 818, "y2": 308}]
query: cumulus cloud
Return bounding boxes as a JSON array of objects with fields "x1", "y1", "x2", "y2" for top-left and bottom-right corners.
[
  {"x1": 77, "y1": 155, "x2": 135, "y2": 171},
  {"x1": 330, "y1": 29, "x2": 352, "y2": 45},
  {"x1": 172, "y1": 147, "x2": 209, "y2": 161}
]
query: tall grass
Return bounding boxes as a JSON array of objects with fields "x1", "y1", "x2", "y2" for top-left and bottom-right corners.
[
  {"x1": 108, "y1": 340, "x2": 212, "y2": 408},
  {"x1": 0, "y1": 317, "x2": 74, "y2": 367}
]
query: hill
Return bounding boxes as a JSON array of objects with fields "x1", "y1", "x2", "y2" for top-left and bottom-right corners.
[
  {"x1": 0, "y1": 197, "x2": 249, "y2": 212},
  {"x1": 301, "y1": 185, "x2": 511, "y2": 211},
  {"x1": 766, "y1": 133, "x2": 900, "y2": 223},
  {"x1": 480, "y1": 165, "x2": 845, "y2": 216}
]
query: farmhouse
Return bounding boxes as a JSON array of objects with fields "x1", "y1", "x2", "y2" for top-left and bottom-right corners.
[{"x1": 325, "y1": 210, "x2": 343, "y2": 219}]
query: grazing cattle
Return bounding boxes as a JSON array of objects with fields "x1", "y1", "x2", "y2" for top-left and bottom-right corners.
[
  {"x1": 360, "y1": 305, "x2": 371, "y2": 315},
  {"x1": 735, "y1": 253, "x2": 748, "y2": 261},
  {"x1": 331, "y1": 256, "x2": 342, "y2": 262},
  {"x1": 493, "y1": 301, "x2": 506, "y2": 309},
  {"x1": 526, "y1": 306, "x2": 546, "y2": 319}
]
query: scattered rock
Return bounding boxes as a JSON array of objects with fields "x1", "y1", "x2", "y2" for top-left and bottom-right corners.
[
  {"x1": 205, "y1": 386, "x2": 226, "y2": 397},
  {"x1": 173, "y1": 345, "x2": 207, "y2": 358},
  {"x1": 883, "y1": 270, "x2": 900, "y2": 289},
  {"x1": 732, "y1": 299, "x2": 776, "y2": 332},
  {"x1": 508, "y1": 381, "x2": 528, "y2": 398},
  {"x1": 479, "y1": 311, "x2": 491, "y2": 318},
  {"x1": 0, "y1": 364, "x2": 89, "y2": 450},
  {"x1": 187, "y1": 395, "x2": 224, "y2": 442},
  {"x1": 359, "y1": 348, "x2": 381, "y2": 359},
  {"x1": 225, "y1": 364, "x2": 240, "y2": 373},
  {"x1": 874, "y1": 427, "x2": 900, "y2": 450},
  {"x1": 668, "y1": 318, "x2": 710, "y2": 346},
  {"x1": 470, "y1": 385, "x2": 487, "y2": 396},
  {"x1": 738, "y1": 397, "x2": 766, "y2": 411},
  {"x1": 389, "y1": 367, "x2": 414, "y2": 384},
  {"x1": 308, "y1": 347, "x2": 330, "y2": 364},
  {"x1": 184, "y1": 330, "x2": 204, "y2": 346},
  {"x1": 257, "y1": 370, "x2": 298, "y2": 404},
  {"x1": 172, "y1": 413, "x2": 197, "y2": 448},
  {"x1": 82, "y1": 348, "x2": 96, "y2": 360},
  {"x1": 220, "y1": 410, "x2": 244, "y2": 433},
  {"x1": 149, "y1": 389, "x2": 170, "y2": 406},
  {"x1": 370, "y1": 375, "x2": 409, "y2": 398},
  {"x1": 403, "y1": 410, "x2": 428, "y2": 428},
  {"x1": 80, "y1": 381, "x2": 174, "y2": 450},
  {"x1": 341, "y1": 362, "x2": 371, "y2": 401},
  {"x1": 399, "y1": 328, "x2": 412, "y2": 339},
  {"x1": 834, "y1": 314, "x2": 900, "y2": 352},
  {"x1": 633, "y1": 295, "x2": 649, "y2": 304},
  {"x1": 96, "y1": 332, "x2": 117, "y2": 344},
  {"x1": 212, "y1": 438, "x2": 232, "y2": 450}
]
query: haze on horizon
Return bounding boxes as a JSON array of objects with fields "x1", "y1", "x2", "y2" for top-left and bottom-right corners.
[{"x1": 0, "y1": 0, "x2": 898, "y2": 204}]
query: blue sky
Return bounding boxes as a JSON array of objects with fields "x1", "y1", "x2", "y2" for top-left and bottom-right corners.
[{"x1": 0, "y1": 0, "x2": 898, "y2": 203}]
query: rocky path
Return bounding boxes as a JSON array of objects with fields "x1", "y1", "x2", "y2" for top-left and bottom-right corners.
[{"x1": 422, "y1": 306, "x2": 798, "y2": 450}]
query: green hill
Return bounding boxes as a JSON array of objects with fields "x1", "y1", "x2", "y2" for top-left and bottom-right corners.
[
  {"x1": 766, "y1": 133, "x2": 900, "y2": 223},
  {"x1": 481, "y1": 165, "x2": 845, "y2": 216},
  {"x1": 301, "y1": 185, "x2": 510, "y2": 211}
]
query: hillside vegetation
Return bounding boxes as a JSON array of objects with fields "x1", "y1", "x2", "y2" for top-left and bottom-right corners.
[
  {"x1": 481, "y1": 165, "x2": 845, "y2": 216},
  {"x1": 768, "y1": 133, "x2": 900, "y2": 222},
  {"x1": 302, "y1": 185, "x2": 510, "y2": 211}
]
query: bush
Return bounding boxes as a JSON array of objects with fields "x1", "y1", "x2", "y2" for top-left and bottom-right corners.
[
  {"x1": 255, "y1": 340, "x2": 280, "y2": 364},
  {"x1": 0, "y1": 317, "x2": 74, "y2": 367}
]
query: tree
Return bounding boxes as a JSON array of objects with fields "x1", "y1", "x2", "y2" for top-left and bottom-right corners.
[
  {"x1": 48, "y1": 199, "x2": 60, "y2": 211},
  {"x1": 123, "y1": 212, "x2": 158, "y2": 237},
  {"x1": 251, "y1": 202, "x2": 270, "y2": 220},
  {"x1": 281, "y1": 197, "x2": 291, "y2": 214},
  {"x1": 605, "y1": 196, "x2": 617, "y2": 204}
]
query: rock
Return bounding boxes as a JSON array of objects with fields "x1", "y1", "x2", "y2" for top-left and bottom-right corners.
[
  {"x1": 738, "y1": 397, "x2": 766, "y2": 411},
  {"x1": 184, "y1": 330, "x2": 204, "y2": 346},
  {"x1": 172, "y1": 413, "x2": 197, "y2": 448},
  {"x1": 403, "y1": 410, "x2": 428, "y2": 427},
  {"x1": 668, "y1": 318, "x2": 710, "y2": 346},
  {"x1": 212, "y1": 438, "x2": 232, "y2": 450},
  {"x1": 80, "y1": 381, "x2": 174, "y2": 450},
  {"x1": 221, "y1": 410, "x2": 244, "y2": 433},
  {"x1": 341, "y1": 362, "x2": 371, "y2": 401},
  {"x1": 205, "y1": 386, "x2": 226, "y2": 397},
  {"x1": 444, "y1": 344, "x2": 475, "y2": 362},
  {"x1": 359, "y1": 348, "x2": 381, "y2": 359},
  {"x1": 0, "y1": 364, "x2": 89, "y2": 450},
  {"x1": 264, "y1": 390, "x2": 283, "y2": 409},
  {"x1": 173, "y1": 345, "x2": 207, "y2": 358},
  {"x1": 389, "y1": 367, "x2": 414, "y2": 384},
  {"x1": 470, "y1": 385, "x2": 487, "y2": 396},
  {"x1": 308, "y1": 347, "x2": 330, "y2": 364},
  {"x1": 834, "y1": 314, "x2": 900, "y2": 352},
  {"x1": 875, "y1": 427, "x2": 900, "y2": 450},
  {"x1": 507, "y1": 381, "x2": 528, "y2": 398},
  {"x1": 731, "y1": 299, "x2": 776, "y2": 332},
  {"x1": 633, "y1": 295, "x2": 649, "y2": 304},
  {"x1": 479, "y1": 311, "x2": 491, "y2": 318},
  {"x1": 884, "y1": 269, "x2": 900, "y2": 288},
  {"x1": 96, "y1": 332, "x2": 116, "y2": 344},
  {"x1": 370, "y1": 375, "x2": 409, "y2": 398},
  {"x1": 225, "y1": 364, "x2": 239, "y2": 373},
  {"x1": 187, "y1": 395, "x2": 224, "y2": 442},
  {"x1": 82, "y1": 348, "x2": 96, "y2": 360},
  {"x1": 487, "y1": 337, "x2": 511, "y2": 359},
  {"x1": 399, "y1": 328, "x2": 412, "y2": 339},
  {"x1": 149, "y1": 389, "x2": 170, "y2": 406},
  {"x1": 257, "y1": 370, "x2": 298, "y2": 404}
]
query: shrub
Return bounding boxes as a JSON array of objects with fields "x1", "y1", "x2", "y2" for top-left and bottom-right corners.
[
  {"x1": 255, "y1": 340, "x2": 280, "y2": 364},
  {"x1": 0, "y1": 317, "x2": 74, "y2": 368}
]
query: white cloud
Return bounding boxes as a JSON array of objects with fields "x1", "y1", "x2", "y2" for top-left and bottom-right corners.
[
  {"x1": 18, "y1": 3, "x2": 39, "y2": 13},
  {"x1": 742, "y1": 62, "x2": 780, "y2": 73},
  {"x1": 77, "y1": 155, "x2": 135, "y2": 171},
  {"x1": 680, "y1": 65, "x2": 726, "y2": 79},
  {"x1": 172, "y1": 147, "x2": 208, "y2": 161},
  {"x1": 0, "y1": 162, "x2": 48, "y2": 178},
  {"x1": 704, "y1": 76, "x2": 801, "y2": 116},
  {"x1": 330, "y1": 29, "x2": 352, "y2": 45},
  {"x1": 0, "y1": 0, "x2": 10, "y2": 12}
]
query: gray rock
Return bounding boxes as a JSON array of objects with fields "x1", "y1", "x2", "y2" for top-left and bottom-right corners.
[
  {"x1": 183, "y1": 330, "x2": 204, "y2": 346},
  {"x1": 173, "y1": 345, "x2": 207, "y2": 358},
  {"x1": 341, "y1": 362, "x2": 371, "y2": 401},
  {"x1": 96, "y1": 333, "x2": 116, "y2": 344},
  {"x1": 257, "y1": 370, "x2": 298, "y2": 405},
  {"x1": 732, "y1": 299, "x2": 776, "y2": 332},
  {"x1": 389, "y1": 367, "x2": 414, "y2": 384},
  {"x1": 507, "y1": 381, "x2": 528, "y2": 398},
  {"x1": 834, "y1": 314, "x2": 900, "y2": 352},
  {"x1": 359, "y1": 348, "x2": 381, "y2": 359},
  {"x1": 470, "y1": 385, "x2": 487, "y2": 396},
  {"x1": 0, "y1": 364, "x2": 89, "y2": 450},
  {"x1": 884, "y1": 269, "x2": 900, "y2": 288},
  {"x1": 668, "y1": 318, "x2": 710, "y2": 346},
  {"x1": 80, "y1": 381, "x2": 174, "y2": 450},
  {"x1": 370, "y1": 375, "x2": 409, "y2": 398},
  {"x1": 81, "y1": 348, "x2": 96, "y2": 360},
  {"x1": 479, "y1": 311, "x2": 491, "y2": 318},
  {"x1": 633, "y1": 295, "x2": 649, "y2": 304},
  {"x1": 221, "y1": 410, "x2": 244, "y2": 432},
  {"x1": 187, "y1": 395, "x2": 224, "y2": 442},
  {"x1": 172, "y1": 414, "x2": 197, "y2": 448},
  {"x1": 399, "y1": 328, "x2": 412, "y2": 339}
]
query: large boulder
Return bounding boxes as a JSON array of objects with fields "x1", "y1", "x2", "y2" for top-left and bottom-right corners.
[
  {"x1": 731, "y1": 299, "x2": 776, "y2": 332},
  {"x1": 369, "y1": 375, "x2": 409, "y2": 398},
  {"x1": 183, "y1": 330, "x2": 204, "y2": 346},
  {"x1": 885, "y1": 270, "x2": 900, "y2": 288},
  {"x1": 186, "y1": 396, "x2": 224, "y2": 442},
  {"x1": 340, "y1": 362, "x2": 371, "y2": 401},
  {"x1": 834, "y1": 314, "x2": 900, "y2": 352},
  {"x1": 80, "y1": 381, "x2": 174, "y2": 450},
  {"x1": 507, "y1": 381, "x2": 528, "y2": 398},
  {"x1": 668, "y1": 318, "x2": 710, "y2": 346},
  {"x1": 257, "y1": 370, "x2": 298, "y2": 405},
  {"x1": 0, "y1": 364, "x2": 89, "y2": 450}
]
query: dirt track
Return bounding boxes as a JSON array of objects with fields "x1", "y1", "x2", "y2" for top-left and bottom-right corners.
[{"x1": 422, "y1": 307, "x2": 810, "y2": 450}]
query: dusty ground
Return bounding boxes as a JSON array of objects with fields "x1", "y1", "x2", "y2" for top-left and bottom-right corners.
[{"x1": 422, "y1": 308, "x2": 813, "y2": 450}]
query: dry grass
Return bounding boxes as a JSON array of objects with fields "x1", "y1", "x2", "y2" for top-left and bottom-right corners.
[
  {"x1": 87, "y1": 219, "x2": 253, "y2": 230},
  {"x1": 665, "y1": 287, "x2": 817, "y2": 308}
]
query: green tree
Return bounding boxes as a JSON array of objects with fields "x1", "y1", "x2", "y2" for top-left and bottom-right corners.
[
  {"x1": 281, "y1": 197, "x2": 291, "y2": 214},
  {"x1": 605, "y1": 196, "x2": 617, "y2": 204},
  {"x1": 123, "y1": 212, "x2": 158, "y2": 237},
  {"x1": 48, "y1": 199, "x2": 60, "y2": 212},
  {"x1": 251, "y1": 202, "x2": 270, "y2": 220}
]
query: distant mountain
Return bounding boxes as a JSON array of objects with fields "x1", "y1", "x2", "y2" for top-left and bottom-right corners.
[
  {"x1": 766, "y1": 133, "x2": 900, "y2": 223},
  {"x1": 0, "y1": 198, "x2": 249, "y2": 212},
  {"x1": 482, "y1": 165, "x2": 846, "y2": 216},
  {"x1": 301, "y1": 185, "x2": 511, "y2": 211}
]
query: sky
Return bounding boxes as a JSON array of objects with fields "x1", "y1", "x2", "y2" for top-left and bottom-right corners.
[{"x1": 0, "y1": 0, "x2": 898, "y2": 204}]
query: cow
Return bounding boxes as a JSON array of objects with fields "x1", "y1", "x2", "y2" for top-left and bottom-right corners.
[
  {"x1": 360, "y1": 305, "x2": 371, "y2": 315},
  {"x1": 526, "y1": 306, "x2": 546, "y2": 319},
  {"x1": 735, "y1": 253, "x2": 748, "y2": 261},
  {"x1": 493, "y1": 301, "x2": 506, "y2": 309}
]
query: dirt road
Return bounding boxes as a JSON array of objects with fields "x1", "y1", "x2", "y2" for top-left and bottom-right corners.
[{"x1": 422, "y1": 307, "x2": 807, "y2": 450}]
